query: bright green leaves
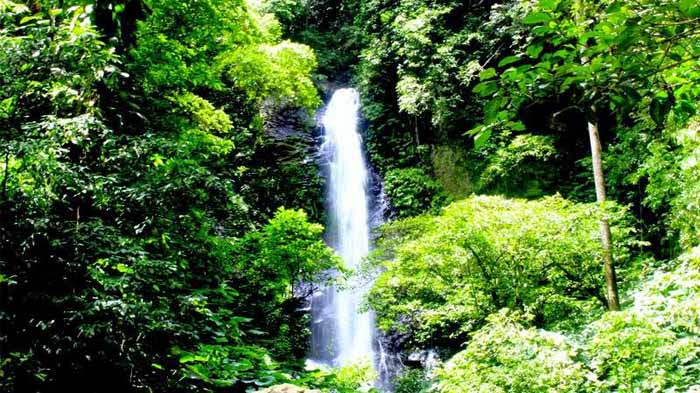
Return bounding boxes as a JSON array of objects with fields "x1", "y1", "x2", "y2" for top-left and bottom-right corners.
[
  {"x1": 0, "y1": 0, "x2": 28, "y2": 14},
  {"x1": 221, "y1": 41, "x2": 320, "y2": 111},
  {"x1": 260, "y1": 41, "x2": 320, "y2": 110},
  {"x1": 174, "y1": 344, "x2": 289, "y2": 389},
  {"x1": 435, "y1": 258, "x2": 700, "y2": 392},
  {"x1": 397, "y1": 75, "x2": 431, "y2": 115},
  {"x1": 472, "y1": 80, "x2": 499, "y2": 97},
  {"x1": 171, "y1": 92, "x2": 233, "y2": 135},
  {"x1": 473, "y1": 128, "x2": 492, "y2": 149},
  {"x1": 587, "y1": 258, "x2": 700, "y2": 391},
  {"x1": 131, "y1": 0, "x2": 252, "y2": 92},
  {"x1": 167, "y1": 92, "x2": 236, "y2": 158},
  {"x1": 469, "y1": 0, "x2": 700, "y2": 150},
  {"x1": 680, "y1": 0, "x2": 700, "y2": 18},
  {"x1": 131, "y1": 0, "x2": 321, "y2": 112},
  {"x1": 525, "y1": 43, "x2": 544, "y2": 59},
  {"x1": 435, "y1": 310, "x2": 589, "y2": 393},
  {"x1": 367, "y1": 195, "x2": 638, "y2": 346},
  {"x1": 522, "y1": 12, "x2": 552, "y2": 25},
  {"x1": 0, "y1": 96, "x2": 15, "y2": 120},
  {"x1": 235, "y1": 208, "x2": 340, "y2": 302},
  {"x1": 257, "y1": 207, "x2": 339, "y2": 291},
  {"x1": 478, "y1": 67, "x2": 497, "y2": 80}
]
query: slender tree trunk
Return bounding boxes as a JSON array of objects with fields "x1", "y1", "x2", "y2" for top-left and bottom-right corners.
[
  {"x1": 587, "y1": 114, "x2": 620, "y2": 311},
  {"x1": 414, "y1": 116, "x2": 420, "y2": 146},
  {"x1": 574, "y1": 0, "x2": 620, "y2": 311}
]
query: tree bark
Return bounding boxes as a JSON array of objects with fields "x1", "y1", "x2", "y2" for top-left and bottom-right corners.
[{"x1": 587, "y1": 115, "x2": 620, "y2": 311}]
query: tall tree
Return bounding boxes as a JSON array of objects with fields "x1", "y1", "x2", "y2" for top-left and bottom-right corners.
[
  {"x1": 470, "y1": 0, "x2": 700, "y2": 309},
  {"x1": 586, "y1": 115, "x2": 620, "y2": 310},
  {"x1": 574, "y1": 0, "x2": 619, "y2": 310}
]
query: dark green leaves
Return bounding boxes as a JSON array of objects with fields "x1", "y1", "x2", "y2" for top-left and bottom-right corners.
[{"x1": 649, "y1": 93, "x2": 672, "y2": 126}]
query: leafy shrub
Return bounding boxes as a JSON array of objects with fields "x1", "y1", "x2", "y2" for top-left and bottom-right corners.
[
  {"x1": 367, "y1": 195, "x2": 641, "y2": 347},
  {"x1": 0, "y1": 2, "x2": 329, "y2": 392},
  {"x1": 478, "y1": 134, "x2": 558, "y2": 198},
  {"x1": 383, "y1": 167, "x2": 450, "y2": 217},
  {"x1": 302, "y1": 359, "x2": 379, "y2": 393},
  {"x1": 435, "y1": 310, "x2": 590, "y2": 393},
  {"x1": 630, "y1": 120, "x2": 700, "y2": 251},
  {"x1": 430, "y1": 251, "x2": 700, "y2": 393},
  {"x1": 394, "y1": 369, "x2": 431, "y2": 393},
  {"x1": 587, "y1": 250, "x2": 700, "y2": 392}
]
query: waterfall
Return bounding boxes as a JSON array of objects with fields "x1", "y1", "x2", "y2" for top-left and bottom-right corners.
[{"x1": 310, "y1": 88, "x2": 377, "y2": 367}]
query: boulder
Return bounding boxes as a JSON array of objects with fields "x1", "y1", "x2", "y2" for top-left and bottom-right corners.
[{"x1": 255, "y1": 383, "x2": 321, "y2": 393}]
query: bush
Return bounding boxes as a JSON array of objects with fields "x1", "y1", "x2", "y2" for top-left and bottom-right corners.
[
  {"x1": 430, "y1": 251, "x2": 700, "y2": 393},
  {"x1": 302, "y1": 359, "x2": 379, "y2": 393},
  {"x1": 367, "y1": 195, "x2": 641, "y2": 347},
  {"x1": 477, "y1": 134, "x2": 558, "y2": 198},
  {"x1": 587, "y1": 251, "x2": 700, "y2": 392},
  {"x1": 394, "y1": 369, "x2": 431, "y2": 393},
  {"x1": 435, "y1": 310, "x2": 590, "y2": 393},
  {"x1": 383, "y1": 167, "x2": 450, "y2": 217}
]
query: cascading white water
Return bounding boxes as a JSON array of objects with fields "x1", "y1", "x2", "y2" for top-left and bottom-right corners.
[{"x1": 310, "y1": 88, "x2": 376, "y2": 366}]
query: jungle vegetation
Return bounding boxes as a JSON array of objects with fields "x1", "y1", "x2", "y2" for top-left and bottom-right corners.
[{"x1": 2, "y1": 0, "x2": 700, "y2": 392}]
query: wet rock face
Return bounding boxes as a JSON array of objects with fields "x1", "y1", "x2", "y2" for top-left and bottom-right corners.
[
  {"x1": 255, "y1": 383, "x2": 321, "y2": 393},
  {"x1": 256, "y1": 102, "x2": 326, "y2": 223},
  {"x1": 263, "y1": 103, "x2": 316, "y2": 141}
]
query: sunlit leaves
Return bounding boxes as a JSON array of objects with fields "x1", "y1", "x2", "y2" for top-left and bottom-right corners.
[
  {"x1": 435, "y1": 310, "x2": 589, "y2": 393},
  {"x1": 367, "y1": 195, "x2": 639, "y2": 346},
  {"x1": 473, "y1": 0, "x2": 700, "y2": 148},
  {"x1": 434, "y1": 258, "x2": 700, "y2": 392},
  {"x1": 680, "y1": 0, "x2": 700, "y2": 18},
  {"x1": 522, "y1": 12, "x2": 552, "y2": 25}
]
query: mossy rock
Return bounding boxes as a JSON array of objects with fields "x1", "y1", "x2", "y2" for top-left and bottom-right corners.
[
  {"x1": 431, "y1": 145, "x2": 473, "y2": 198},
  {"x1": 255, "y1": 383, "x2": 321, "y2": 393}
]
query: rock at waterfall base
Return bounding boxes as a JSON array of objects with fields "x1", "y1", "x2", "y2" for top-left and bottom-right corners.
[{"x1": 255, "y1": 383, "x2": 321, "y2": 393}]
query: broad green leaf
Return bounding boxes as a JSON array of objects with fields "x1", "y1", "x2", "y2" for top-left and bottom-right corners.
[
  {"x1": 526, "y1": 44, "x2": 544, "y2": 59},
  {"x1": 179, "y1": 354, "x2": 208, "y2": 364},
  {"x1": 523, "y1": 12, "x2": 552, "y2": 25},
  {"x1": 539, "y1": 0, "x2": 558, "y2": 11},
  {"x1": 498, "y1": 56, "x2": 520, "y2": 67},
  {"x1": 474, "y1": 129, "x2": 492, "y2": 149},
  {"x1": 680, "y1": 0, "x2": 700, "y2": 18},
  {"x1": 479, "y1": 68, "x2": 497, "y2": 80},
  {"x1": 473, "y1": 81, "x2": 499, "y2": 97}
]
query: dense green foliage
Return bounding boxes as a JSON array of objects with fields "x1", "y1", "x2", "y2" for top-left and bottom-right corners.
[
  {"x1": 368, "y1": 195, "x2": 641, "y2": 347},
  {"x1": 382, "y1": 168, "x2": 449, "y2": 218},
  {"x1": 434, "y1": 250, "x2": 700, "y2": 392},
  {"x1": 4, "y1": 0, "x2": 700, "y2": 391},
  {"x1": 436, "y1": 310, "x2": 589, "y2": 393},
  {"x1": 0, "y1": 1, "x2": 335, "y2": 392},
  {"x1": 263, "y1": 0, "x2": 700, "y2": 390}
]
